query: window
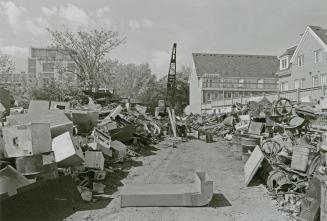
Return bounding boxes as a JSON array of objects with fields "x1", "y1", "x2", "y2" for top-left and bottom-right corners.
[
  {"x1": 300, "y1": 78, "x2": 305, "y2": 89},
  {"x1": 322, "y1": 74, "x2": 327, "y2": 85},
  {"x1": 294, "y1": 79, "x2": 300, "y2": 89},
  {"x1": 43, "y1": 62, "x2": 54, "y2": 72},
  {"x1": 257, "y1": 79, "x2": 264, "y2": 89},
  {"x1": 312, "y1": 75, "x2": 319, "y2": 87},
  {"x1": 280, "y1": 81, "x2": 289, "y2": 91},
  {"x1": 209, "y1": 79, "x2": 213, "y2": 87},
  {"x1": 238, "y1": 79, "x2": 244, "y2": 88},
  {"x1": 297, "y1": 55, "x2": 304, "y2": 67},
  {"x1": 207, "y1": 92, "x2": 211, "y2": 101},
  {"x1": 224, "y1": 92, "x2": 231, "y2": 99},
  {"x1": 224, "y1": 79, "x2": 229, "y2": 88},
  {"x1": 314, "y1": 49, "x2": 323, "y2": 63},
  {"x1": 229, "y1": 79, "x2": 234, "y2": 88},
  {"x1": 280, "y1": 57, "x2": 288, "y2": 70}
]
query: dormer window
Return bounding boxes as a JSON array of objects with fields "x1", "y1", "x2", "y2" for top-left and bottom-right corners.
[{"x1": 280, "y1": 57, "x2": 288, "y2": 70}]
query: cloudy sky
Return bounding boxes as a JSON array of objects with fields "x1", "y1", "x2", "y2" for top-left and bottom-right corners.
[{"x1": 0, "y1": 0, "x2": 326, "y2": 78}]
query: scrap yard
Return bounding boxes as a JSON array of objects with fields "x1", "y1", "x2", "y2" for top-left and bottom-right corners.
[
  {"x1": 1, "y1": 93, "x2": 327, "y2": 221},
  {"x1": 0, "y1": 1, "x2": 327, "y2": 221}
]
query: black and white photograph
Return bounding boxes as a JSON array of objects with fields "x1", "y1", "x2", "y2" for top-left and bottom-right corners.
[{"x1": 0, "y1": 0, "x2": 327, "y2": 220}]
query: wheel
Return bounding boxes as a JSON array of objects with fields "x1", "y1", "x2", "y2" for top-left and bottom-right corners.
[
  {"x1": 262, "y1": 139, "x2": 282, "y2": 160},
  {"x1": 275, "y1": 98, "x2": 293, "y2": 116}
]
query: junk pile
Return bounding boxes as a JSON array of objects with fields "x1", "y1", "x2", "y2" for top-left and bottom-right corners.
[
  {"x1": 187, "y1": 96, "x2": 327, "y2": 220},
  {"x1": 0, "y1": 98, "x2": 164, "y2": 220}
]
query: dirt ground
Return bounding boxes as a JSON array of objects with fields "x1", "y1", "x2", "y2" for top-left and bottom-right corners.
[{"x1": 66, "y1": 137, "x2": 288, "y2": 221}]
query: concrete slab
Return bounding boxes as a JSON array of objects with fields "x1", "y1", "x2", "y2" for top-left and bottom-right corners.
[{"x1": 120, "y1": 172, "x2": 213, "y2": 207}]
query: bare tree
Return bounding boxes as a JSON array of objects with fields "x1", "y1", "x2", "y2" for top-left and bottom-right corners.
[
  {"x1": 47, "y1": 28, "x2": 126, "y2": 89},
  {"x1": 0, "y1": 52, "x2": 14, "y2": 75}
]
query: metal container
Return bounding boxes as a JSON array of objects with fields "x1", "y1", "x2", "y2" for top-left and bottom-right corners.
[{"x1": 291, "y1": 147, "x2": 310, "y2": 172}]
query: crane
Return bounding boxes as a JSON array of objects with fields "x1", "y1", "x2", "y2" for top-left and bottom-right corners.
[{"x1": 166, "y1": 43, "x2": 177, "y2": 109}]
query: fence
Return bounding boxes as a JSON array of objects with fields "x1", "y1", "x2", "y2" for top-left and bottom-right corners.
[{"x1": 201, "y1": 85, "x2": 327, "y2": 113}]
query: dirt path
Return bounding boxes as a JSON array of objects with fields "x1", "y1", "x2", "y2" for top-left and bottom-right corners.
[{"x1": 67, "y1": 138, "x2": 287, "y2": 221}]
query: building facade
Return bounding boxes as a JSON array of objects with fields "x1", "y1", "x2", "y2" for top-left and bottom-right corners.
[
  {"x1": 27, "y1": 47, "x2": 79, "y2": 87},
  {"x1": 277, "y1": 26, "x2": 327, "y2": 91},
  {"x1": 188, "y1": 53, "x2": 279, "y2": 113}
]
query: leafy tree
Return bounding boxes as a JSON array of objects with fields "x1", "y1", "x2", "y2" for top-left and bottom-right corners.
[
  {"x1": 139, "y1": 66, "x2": 190, "y2": 115},
  {"x1": 0, "y1": 52, "x2": 14, "y2": 75},
  {"x1": 47, "y1": 28, "x2": 125, "y2": 88}
]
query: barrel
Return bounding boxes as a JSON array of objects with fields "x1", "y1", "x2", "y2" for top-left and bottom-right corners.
[{"x1": 291, "y1": 147, "x2": 310, "y2": 172}]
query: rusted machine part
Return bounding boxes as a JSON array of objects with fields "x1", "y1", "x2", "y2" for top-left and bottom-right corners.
[
  {"x1": 267, "y1": 170, "x2": 290, "y2": 191},
  {"x1": 275, "y1": 98, "x2": 293, "y2": 116},
  {"x1": 262, "y1": 139, "x2": 282, "y2": 159}
]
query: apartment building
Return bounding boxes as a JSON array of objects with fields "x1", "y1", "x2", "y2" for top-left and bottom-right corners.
[
  {"x1": 189, "y1": 53, "x2": 279, "y2": 113},
  {"x1": 27, "y1": 47, "x2": 79, "y2": 87}
]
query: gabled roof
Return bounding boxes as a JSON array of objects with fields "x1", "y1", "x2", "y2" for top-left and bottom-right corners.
[
  {"x1": 290, "y1": 25, "x2": 327, "y2": 63},
  {"x1": 309, "y1": 25, "x2": 327, "y2": 46},
  {"x1": 192, "y1": 53, "x2": 278, "y2": 78},
  {"x1": 279, "y1": 46, "x2": 297, "y2": 58}
]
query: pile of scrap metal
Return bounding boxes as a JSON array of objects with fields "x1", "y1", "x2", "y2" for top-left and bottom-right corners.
[
  {"x1": 0, "y1": 98, "x2": 164, "y2": 219},
  {"x1": 226, "y1": 96, "x2": 327, "y2": 221}
]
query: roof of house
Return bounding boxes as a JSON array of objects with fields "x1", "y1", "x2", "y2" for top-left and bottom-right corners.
[
  {"x1": 279, "y1": 46, "x2": 297, "y2": 58},
  {"x1": 309, "y1": 25, "x2": 327, "y2": 46},
  {"x1": 290, "y1": 25, "x2": 327, "y2": 63},
  {"x1": 192, "y1": 53, "x2": 278, "y2": 78}
]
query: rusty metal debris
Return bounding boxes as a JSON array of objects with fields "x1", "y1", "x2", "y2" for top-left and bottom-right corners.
[
  {"x1": 0, "y1": 97, "x2": 169, "y2": 219},
  {"x1": 186, "y1": 96, "x2": 327, "y2": 220}
]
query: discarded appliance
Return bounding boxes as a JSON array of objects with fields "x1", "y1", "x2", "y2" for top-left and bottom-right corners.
[
  {"x1": 52, "y1": 131, "x2": 84, "y2": 167},
  {"x1": 2, "y1": 123, "x2": 52, "y2": 158},
  {"x1": 84, "y1": 150, "x2": 104, "y2": 170},
  {"x1": 15, "y1": 154, "x2": 43, "y2": 175},
  {"x1": 120, "y1": 172, "x2": 213, "y2": 207},
  {"x1": 110, "y1": 140, "x2": 127, "y2": 159},
  {"x1": 93, "y1": 128, "x2": 112, "y2": 157},
  {"x1": 7, "y1": 109, "x2": 73, "y2": 138}
]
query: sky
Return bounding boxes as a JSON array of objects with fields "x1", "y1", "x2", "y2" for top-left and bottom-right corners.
[{"x1": 0, "y1": 0, "x2": 326, "y2": 78}]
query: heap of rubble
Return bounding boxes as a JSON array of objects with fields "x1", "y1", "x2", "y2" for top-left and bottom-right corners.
[
  {"x1": 187, "y1": 96, "x2": 327, "y2": 221},
  {"x1": 0, "y1": 97, "x2": 167, "y2": 220}
]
